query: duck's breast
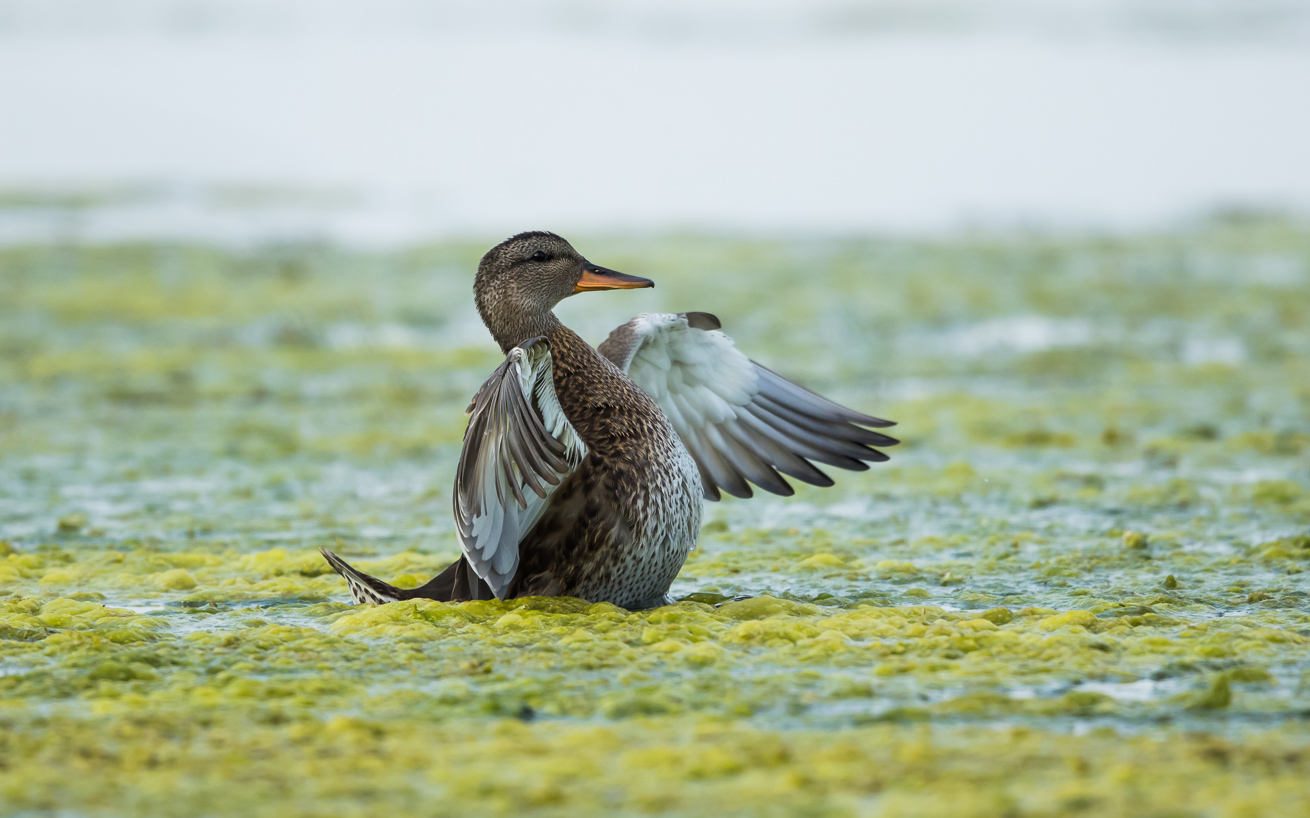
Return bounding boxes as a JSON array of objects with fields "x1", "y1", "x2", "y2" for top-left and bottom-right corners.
[{"x1": 573, "y1": 430, "x2": 703, "y2": 609}]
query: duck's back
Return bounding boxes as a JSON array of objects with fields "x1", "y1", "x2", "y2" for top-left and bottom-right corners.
[{"x1": 505, "y1": 326, "x2": 702, "y2": 608}]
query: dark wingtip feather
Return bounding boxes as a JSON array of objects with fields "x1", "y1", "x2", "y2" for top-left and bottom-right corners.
[
  {"x1": 682, "y1": 312, "x2": 722, "y2": 331},
  {"x1": 749, "y1": 468, "x2": 795, "y2": 497},
  {"x1": 753, "y1": 362, "x2": 897, "y2": 428},
  {"x1": 859, "y1": 416, "x2": 897, "y2": 429},
  {"x1": 719, "y1": 482, "x2": 756, "y2": 500},
  {"x1": 777, "y1": 461, "x2": 835, "y2": 488}
]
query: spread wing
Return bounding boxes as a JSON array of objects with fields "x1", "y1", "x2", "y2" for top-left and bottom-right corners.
[
  {"x1": 598, "y1": 312, "x2": 897, "y2": 501},
  {"x1": 454, "y1": 337, "x2": 586, "y2": 598}
]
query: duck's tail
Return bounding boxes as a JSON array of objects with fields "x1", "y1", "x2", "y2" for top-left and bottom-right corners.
[
  {"x1": 318, "y1": 547, "x2": 407, "y2": 605},
  {"x1": 318, "y1": 547, "x2": 492, "y2": 604}
]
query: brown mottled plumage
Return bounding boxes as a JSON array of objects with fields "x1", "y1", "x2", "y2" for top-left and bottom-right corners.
[
  {"x1": 320, "y1": 231, "x2": 896, "y2": 610},
  {"x1": 503, "y1": 324, "x2": 700, "y2": 606}
]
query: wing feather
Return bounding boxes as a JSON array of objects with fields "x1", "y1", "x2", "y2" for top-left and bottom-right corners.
[
  {"x1": 737, "y1": 403, "x2": 870, "y2": 471},
  {"x1": 753, "y1": 396, "x2": 889, "y2": 464},
  {"x1": 699, "y1": 423, "x2": 755, "y2": 499},
  {"x1": 602, "y1": 313, "x2": 896, "y2": 501},
  {"x1": 754, "y1": 364, "x2": 895, "y2": 427},
  {"x1": 717, "y1": 420, "x2": 794, "y2": 496},
  {"x1": 707, "y1": 421, "x2": 793, "y2": 498},
  {"x1": 753, "y1": 390, "x2": 899, "y2": 447},
  {"x1": 454, "y1": 337, "x2": 585, "y2": 598},
  {"x1": 723, "y1": 416, "x2": 832, "y2": 488}
]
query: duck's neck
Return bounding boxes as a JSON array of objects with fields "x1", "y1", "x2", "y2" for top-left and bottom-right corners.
[{"x1": 482, "y1": 308, "x2": 563, "y2": 355}]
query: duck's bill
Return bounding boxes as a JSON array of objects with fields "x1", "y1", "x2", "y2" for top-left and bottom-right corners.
[{"x1": 575, "y1": 263, "x2": 654, "y2": 293}]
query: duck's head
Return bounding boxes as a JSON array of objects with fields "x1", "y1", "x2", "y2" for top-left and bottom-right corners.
[{"x1": 474, "y1": 231, "x2": 652, "y2": 351}]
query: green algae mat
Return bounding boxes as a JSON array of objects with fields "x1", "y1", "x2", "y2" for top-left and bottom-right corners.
[{"x1": 1, "y1": 221, "x2": 1309, "y2": 817}]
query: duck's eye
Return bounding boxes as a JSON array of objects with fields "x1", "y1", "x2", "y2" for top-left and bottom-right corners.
[{"x1": 531, "y1": 250, "x2": 549, "y2": 262}]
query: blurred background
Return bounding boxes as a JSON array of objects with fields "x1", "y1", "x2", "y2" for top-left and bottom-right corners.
[{"x1": 2, "y1": 0, "x2": 1309, "y2": 244}]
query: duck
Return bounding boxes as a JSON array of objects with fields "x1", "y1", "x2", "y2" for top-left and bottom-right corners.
[{"x1": 319, "y1": 232, "x2": 897, "y2": 609}]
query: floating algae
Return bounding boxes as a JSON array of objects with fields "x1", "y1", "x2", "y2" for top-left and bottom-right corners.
[{"x1": 1, "y1": 221, "x2": 1309, "y2": 815}]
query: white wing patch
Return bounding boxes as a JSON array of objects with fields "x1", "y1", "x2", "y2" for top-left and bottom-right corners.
[
  {"x1": 532, "y1": 359, "x2": 587, "y2": 465},
  {"x1": 628, "y1": 316, "x2": 758, "y2": 430},
  {"x1": 455, "y1": 339, "x2": 586, "y2": 598}
]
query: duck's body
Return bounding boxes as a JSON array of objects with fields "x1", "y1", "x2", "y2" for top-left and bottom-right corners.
[
  {"x1": 321, "y1": 233, "x2": 895, "y2": 609},
  {"x1": 492, "y1": 323, "x2": 702, "y2": 608}
]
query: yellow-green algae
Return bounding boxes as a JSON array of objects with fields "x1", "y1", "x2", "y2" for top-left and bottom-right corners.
[{"x1": 2, "y1": 218, "x2": 1309, "y2": 816}]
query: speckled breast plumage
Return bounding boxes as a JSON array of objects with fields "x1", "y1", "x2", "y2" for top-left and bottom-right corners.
[
  {"x1": 507, "y1": 325, "x2": 704, "y2": 608},
  {"x1": 569, "y1": 442, "x2": 703, "y2": 609}
]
